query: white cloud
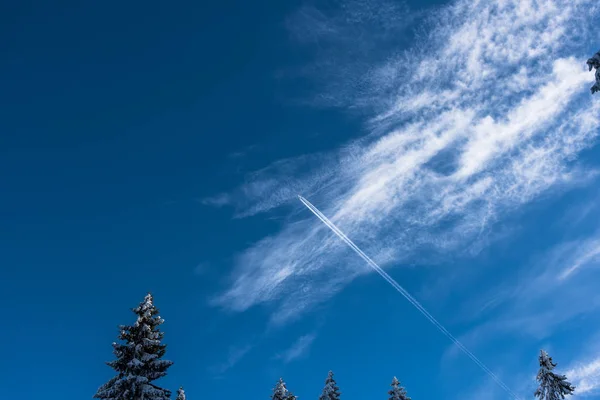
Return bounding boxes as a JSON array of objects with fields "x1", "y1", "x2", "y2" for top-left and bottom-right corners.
[
  {"x1": 439, "y1": 231, "x2": 600, "y2": 368},
  {"x1": 199, "y1": 193, "x2": 232, "y2": 208},
  {"x1": 211, "y1": 0, "x2": 600, "y2": 325},
  {"x1": 283, "y1": 0, "x2": 423, "y2": 110},
  {"x1": 210, "y1": 344, "x2": 254, "y2": 375},
  {"x1": 558, "y1": 240, "x2": 600, "y2": 280},
  {"x1": 567, "y1": 357, "x2": 600, "y2": 396},
  {"x1": 275, "y1": 333, "x2": 317, "y2": 363},
  {"x1": 559, "y1": 332, "x2": 600, "y2": 397}
]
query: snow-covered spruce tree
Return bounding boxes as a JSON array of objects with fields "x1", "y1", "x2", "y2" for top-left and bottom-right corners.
[
  {"x1": 319, "y1": 371, "x2": 341, "y2": 400},
  {"x1": 271, "y1": 378, "x2": 296, "y2": 400},
  {"x1": 94, "y1": 293, "x2": 174, "y2": 400},
  {"x1": 534, "y1": 350, "x2": 575, "y2": 400},
  {"x1": 388, "y1": 377, "x2": 411, "y2": 400},
  {"x1": 175, "y1": 387, "x2": 186, "y2": 400}
]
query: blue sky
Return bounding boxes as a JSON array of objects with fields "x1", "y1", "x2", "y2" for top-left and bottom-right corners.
[{"x1": 2, "y1": 0, "x2": 600, "y2": 399}]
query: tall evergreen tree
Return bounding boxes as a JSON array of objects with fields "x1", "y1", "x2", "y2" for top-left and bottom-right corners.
[
  {"x1": 271, "y1": 378, "x2": 296, "y2": 400},
  {"x1": 175, "y1": 387, "x2": 186, "y2": 400},
  {"x1": 319, "y1": 371, "x2": 341, "y2": 400},
  {"x1": 388, "y1": 377, "x2": 410, "y2": 400},
  {"x1": 534, "y1": 350, "x2": 575, "y2": 400},
  {"x1": 94, "y1": 293, "x2": 174, "y2": 400}
]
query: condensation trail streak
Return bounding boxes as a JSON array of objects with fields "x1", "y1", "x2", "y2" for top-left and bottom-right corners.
[{"x1": 298, "y1": 195, "x2": 521, "y2": 400}]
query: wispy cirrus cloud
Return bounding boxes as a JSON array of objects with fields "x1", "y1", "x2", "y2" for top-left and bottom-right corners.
[
  {"x1": 437, "y1": 229, "x2": 600, "y2": 399},
  {"x1": 283, "y1": 0, "x2": 425, "y2": 111},
  {"x1": 562, "y1": 330, "x2": 600, "y2": 397},
  {"x1": 275, "y1": 333, "x2": 318, "y2": 363},
  {"x1": 558, "y1": 239, "x2": 600, "y2": 280},
  {"x1": 440, "y1": 229, "x2": 600, "y2": 371},
  {"x1": 209, "y1": 344, "x2": 254, "y2": 375},
  {"x1": 568, "y1": 357, "x2": 600, "y2": 397},
  {"x1": 199, "y1": 193, "x2": 232, "y2": 208},
  {"x1": 210, "y1": 0, "x2": 600, "y2": 325}
]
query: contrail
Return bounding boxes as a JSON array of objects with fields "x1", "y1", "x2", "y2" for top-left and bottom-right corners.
[{"x1": 298, "y1": 195, "x2": 521, "y2": 400}]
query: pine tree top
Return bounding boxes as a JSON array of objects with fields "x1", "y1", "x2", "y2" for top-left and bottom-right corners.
[
  {"x1": 319, "y1": 370, "x2": 341, "y2": 400},
  {"x1": 389, "y1": 376, "x2": 411, "y2": 400},
  {"x1": 272, "y1": 378, "x2": 288, "y2": 400},
  {"x1": 133, "y1": 293, "x2": 164, "y2": 324},
  {"x1": 271, "y1": 378, "x2": 297, "y2": 400},
  {"x1": 94, "y1": 293, "x2": 173, "y2": 400},
  {"x1": 539, "y1": 350, "x2": 558, "y2": 370},
  {"x1": 534, "y1": 350, "x2": 575, "y2": 400},
  {"x1": 176, "y1": 386, "x2": 186, "y2": 400}
]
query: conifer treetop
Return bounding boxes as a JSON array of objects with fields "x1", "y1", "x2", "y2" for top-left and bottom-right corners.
[
  {"x1": 534, "y1": 349, "x2": 575, "y2": 400},
  {"x1": 272, "y1": 378, "x2": 296, "y2": 400},
  {"x1": 319, "y1": 370, "x2": 341, "y2": 400},
  {"x1": 388, "y1": 376, "x2": 411, "y2": 400},
  {"x1": 133, "y1": 293, "x2": 164, "y2": 324},
  {"x1": 176, "y1": 386, "x2": 186, "y2": 400},
  {"x1": 94, "y1": 293, "x2": 173, "y2": 400}
]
